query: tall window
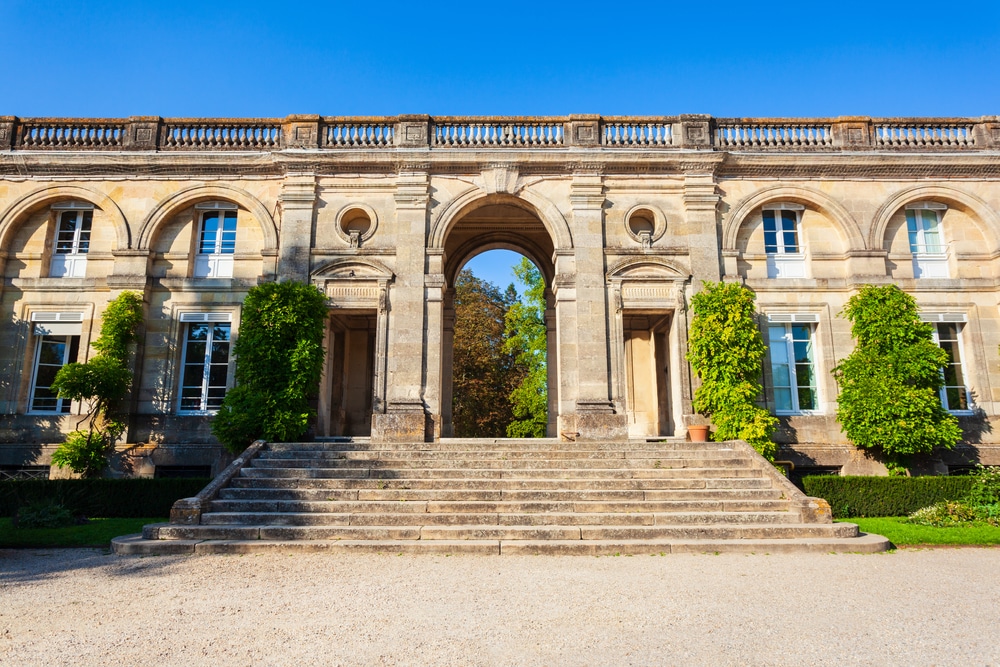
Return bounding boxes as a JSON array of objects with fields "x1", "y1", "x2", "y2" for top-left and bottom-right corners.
[
  {"x1": 50, "y1": 208, "x2": 93, "y2": 278},
  {"x1": 179, "y1": 319, "x2": 232, "y2": 413},
  {"x1": 906, "y1": 203, "x2": 948, "y2": 278},
  {"x1": 768, "y1": 321, "x2": 817, "y2": 413},
  {"x1": 931, "y1": 322, "x2": 970, "y2": 412},
  {"x1": 762, "y1": 204, "x2": 806, "y2": 278},
  {"x1": 30, "y1": 335, "x2": 79, "y2": 413},
  {"x1": 193, "y1": 202, "x2": 237, "y2": 278}
]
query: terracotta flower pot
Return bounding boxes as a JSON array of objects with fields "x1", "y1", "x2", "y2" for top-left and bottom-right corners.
[{"x1": 687, "y1": 425, "x2": 710, "y2": 442}]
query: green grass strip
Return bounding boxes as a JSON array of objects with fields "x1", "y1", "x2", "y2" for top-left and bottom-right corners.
[
  {"x1": 0, "y1": 517, "x2": 163, "y2": 548},
  {"x1": 843, "y1": 517, "x2": 1000, "y2": 546}
]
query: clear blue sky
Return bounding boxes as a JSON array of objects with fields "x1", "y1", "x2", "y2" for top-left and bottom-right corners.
[
  {"x1": 3, "y1": 0, "x2": 997, "y2": 286},
  {"x1": 2, "y1": 0, "x2": 998, "y2": 118}
]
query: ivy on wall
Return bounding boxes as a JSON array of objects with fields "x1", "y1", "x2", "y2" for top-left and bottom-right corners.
[
  {"x1": 51, "y1": 291, "x2": 144, "y2": 478},
  {"x1": 833, "y1": 284, "x2": 961, "y2": 474},
  {"x1": 211, "y1": 281, "x2": 329, "y2": 453},
  {"x1": 686, "y1": 281, "x2": 778, "y2": 460}
]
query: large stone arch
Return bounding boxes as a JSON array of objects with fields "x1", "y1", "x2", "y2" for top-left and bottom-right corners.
[
  {"x1": 136, "y1": 183, "x2": 277, "y2": 252},
  {"x1": 722, "y1": 184, "x2": 865, "y2": 251},
  {"x1": 869, "y1": 184, "x2": 1000, "y2": 253},
  {"x1": 428, "y1": 186, "x2": 573, "y2": 252},
  {"x1": 0, "y1": 184, "x2": 131, "y2": 251},
  {"x1": 445, "y1": 232, "x2": 555, "y2": 288}
]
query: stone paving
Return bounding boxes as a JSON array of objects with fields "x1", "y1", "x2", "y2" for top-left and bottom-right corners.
[{"x1": 1, "y1": 547, "x2": 998, "y2": 666}]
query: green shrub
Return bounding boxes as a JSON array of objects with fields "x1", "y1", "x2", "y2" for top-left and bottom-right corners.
[
  {"x1": 0, "y1": 479, "x2": 209, "y2": 519},
  {"x1": 832, "y1": 285, "x2": 961, "y2": 473},
  {"x1": 686, "y1": 281, "x2": 778, "y2": 460},
  {"x1": 51, "y1": 291, "x2": 144, "y2": 477},
  {"x1": 966, "y1": 465, "x2": 1000, "y2": 507},
  {"x1": 212, "y1": 281, "x2": 328, "y2": 453},
  {"x1": 906, "y1": 466, "x2": 1000, "y2": 527},
  {"x1": 908, "y1": 501, "x2": 989, "y2": 527},
  {"x1": 803, "y1": 475, "x2": 975, "y2": 518},
  {"x1": 14, "y1": 499, "x2": 75, "y2": 529}
]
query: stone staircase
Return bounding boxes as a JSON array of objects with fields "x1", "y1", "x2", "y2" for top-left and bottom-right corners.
[{"x1": 113, "y1": 438, "x2": 890, "y2": 555}]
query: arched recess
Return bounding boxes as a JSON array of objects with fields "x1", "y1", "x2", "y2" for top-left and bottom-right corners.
[
  {"x1": 136, "y1": 183, "x2": 277, "y2": 252},
  {"x1": 0, "y1": 184, "x2": 130, "y2": 251},
  {"x1": 429, "y1": 187, "x2": 573, "y2": 252},
  {"x1": 606, "y1": 257, "x2": 689, "y2": 439},
  {"x1": 311, "y1": 257, "x2": 395, "y2": 438},
  {"x1": 869, "y1": 184, "x2": 1000, "y2": 253},
  {"x1": 722, "y1": 184, "x2": 865, "y2": 252}
]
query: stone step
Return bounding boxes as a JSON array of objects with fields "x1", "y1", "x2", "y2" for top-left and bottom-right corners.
[
  {"x1": 114, "y1": 532, "x2": 891, "y2": 556},
  {"x1": 250, "y1": 456, "x2": 752, "y2": 469},
  {"x1": 265, "y1": 439, "x2": 700, "y2": 453},
  {"x1": 239, "y1": 465, "x2": 764, "y2": 478},
  {"x1": 208, "y1": 497, "x2": 790, "y2": 514},
  {"x1": 256, "y1": 449, "x2": 746, "y2": 461},
  {"x1": 199, "y1": 510, "x2": 799, "y2": 527},
  {"x1": 228, "y1": 476, "x2": 772, "y2": 490},
  {"x1": 150, "y1": 522, "x2": 857, "y2": 542},
  {"x1": 219, "y1": 479, "x2": 785, "y2": 494}
]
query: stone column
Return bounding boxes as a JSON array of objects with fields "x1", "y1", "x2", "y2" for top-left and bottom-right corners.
[
  {"x1": 372, "y1": 166, "x2": 431, "y2": 442},
  {"x1": 682, "y1": 172, "x2": 722, "y2": 284},
  {"x1": 277, "y1": 172, "x2": 317, "y2": 282},
  {"x1": 564, "y1": 171, "x2": 627, "y2": 440}
]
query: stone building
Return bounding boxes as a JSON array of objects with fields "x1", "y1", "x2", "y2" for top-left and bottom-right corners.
[{"x1": 1, "y1": 114, "x2": 998, "y2": 479}]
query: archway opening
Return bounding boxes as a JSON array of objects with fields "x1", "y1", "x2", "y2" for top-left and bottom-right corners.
[{"x1": 440, "y1": 201, "x2": 557, "y2": 438}]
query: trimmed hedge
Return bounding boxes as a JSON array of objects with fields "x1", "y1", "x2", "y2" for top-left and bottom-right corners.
[
  {"x1": 0, "y1": 479, "x2": 209, "y2": 519},
  {"x1": 803, "y1": 476, "x2": 976, "y2": 519}
]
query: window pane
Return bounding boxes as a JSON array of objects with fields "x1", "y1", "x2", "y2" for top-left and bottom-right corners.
[
  {"x1": 795, "y1": 362, "x2": 814, "y2": 387},
  {"x1": 38, "y1": 339, "x2": 67, "y2": 365},
  {"x1": 797, "y1": 387, "x2": 816, "y2": 411},
  {"x1": 764, "y1": 231, "x2": 777, "y2": 253},
  {"x1": 946, "y1": 387, "x2": 968, "y2": 411},
  {"x1": 768, "y1": 325, "x2": 785, "y2": 342},
  {"x1": 781, "y1": 212, "x2": 798, "y2": 252},
  {"x1": 210, "y1": 341, "x2": 230, "y2": 364},
  {"x1": 774, "y1": 389, "x2": 793, "y2": 412},
  {"x1": 770, "y1": 342, "x2": 788, "y2": 364},
  {"x1": 772, "y1": 364, "x2": 791, "y2": 386},
  {"x1": 213, "y1": 323, "x2": 231, "y2": 341},
  {"x1": 200, "y1": 213, "x2": 219, "y2": 254},
  {"x1": 185, "y1": 341, "x2": 206, "y2": 363},
  {"x1": 762, "y1": 211, "x2": 776, "y2": 232},
  {"x1": 793, "y1": 340, "x2": 812, "y2": 364},
  {"x1": 182, "y1": 365, "x2": 205, "y2": 388},
  {"x1": 188, "y1": 324, "x2": 209, "y2": 341}
]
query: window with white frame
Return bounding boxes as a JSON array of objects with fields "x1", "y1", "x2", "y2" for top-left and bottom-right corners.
[
  {"x1": 193, "y1": 202, "x2": 238, "y2": 278},
  {"x1": 767, "y1": 314, "x2": 819, "y2": 414},
  {"x1": 178, "y1": 313, "x2": 232, "y2": 413},
  {"x1": 906, "y1": 202, "x2": 949, "y2": 278},
  {"x1": 762, "y1": 204, "x2": 806, "y2": 278},
  {"x1": 28, "y1": 312, "x2": 83, "y2": 413},
  {"x1": 50, "y1": 202, "x2": 94, "y2": 278},
  {"x1": 923, "y1": 313, "x2": 971, "y2": 413}
]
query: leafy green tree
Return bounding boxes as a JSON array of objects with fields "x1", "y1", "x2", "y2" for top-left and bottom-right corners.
[
  {"x1": 504, "y1": 257, "x2": 548, "y2": 437},
  {"x1": 51, "y1": 291, "x2": 144, "y2": 477},
  {"x1": 686, "y1": 281, "x2": 778, "y2": 459},
  {"x1": 451, "y1": 269, "x2": 525, "y2": 437},
  {"x1": 212, "y1": 281, "x2": 328, "y2": 453},
  {"x1": 833, "y1": 284, "x2": 961, "y2": 473}
]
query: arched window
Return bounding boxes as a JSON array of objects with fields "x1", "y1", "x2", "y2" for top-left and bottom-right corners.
[
  {"x1": 50, "y1": 201, "x2": 94, "y2": 278},
  {"x1": 906, "y1": 202, "x2": 948, "y2": 278},
  {"x1": 193, "y1": 202, "x2": 238, "y2": 278},
  {"x1": 762, "y1": 203, "x2": 805, "y2": 278}
]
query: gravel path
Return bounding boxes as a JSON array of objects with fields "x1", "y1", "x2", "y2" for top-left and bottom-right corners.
[{"x1": 1, "y1": 548, "x2": 998, "y2": 666}]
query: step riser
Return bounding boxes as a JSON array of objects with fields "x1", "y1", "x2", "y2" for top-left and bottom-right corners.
[
  {"x1": 240, "y1": 466, "x2": 764, "y2": 479},
  {"x1": 218, "y1": 486, "x2": 783, "y2": 500},
  {"x1": 248, "y1": 458, "x2": 752, "y2": 470},
  {"x1": 256, "y1": 451, "x2": 747, "y2": 461},
  {"x1": 207, "y1": 499, "x2": 791, "y2": 514},
  {"x1": 228, "y1": 477, "x2": 771, "y2": 490}
]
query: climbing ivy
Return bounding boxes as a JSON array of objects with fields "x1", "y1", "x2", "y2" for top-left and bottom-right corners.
[
  {"x1": 833, "y1": 284, "x2": 961, "y2": 474},
  {"x1": 51, "y1": 291, "x2": 144, "y2": 478},
  {"x1": 686, "y1": 281, "x2": 778, "y2": 460},
  {"x1": 211, "y1": 281, "x2": 329, "y2": 453}
]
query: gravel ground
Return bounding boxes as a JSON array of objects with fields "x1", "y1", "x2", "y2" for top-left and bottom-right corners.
[{"x1": 1, "y1": 548, "x2": 998, "y2": 666}]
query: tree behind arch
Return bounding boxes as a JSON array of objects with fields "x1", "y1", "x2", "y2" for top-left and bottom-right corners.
[{"x1": 504, "y1": 258, "x2": 548, "y2": 437}]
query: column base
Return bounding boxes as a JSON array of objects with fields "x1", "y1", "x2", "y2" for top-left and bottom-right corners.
[
  {"x1": 371, "y1": 401, "x2": 433, "y2": 442},
  {"x1": 558, "y1": 401, "x2": 628, "y2": 441}
]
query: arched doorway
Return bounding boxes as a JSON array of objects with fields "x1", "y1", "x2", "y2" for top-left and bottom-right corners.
[{"x1": 439, "y1": 201, "x2": 557, "y2": 437}]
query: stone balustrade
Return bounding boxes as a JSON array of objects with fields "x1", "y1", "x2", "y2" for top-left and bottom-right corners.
[{"x1": 1, "y1": 115, "x2": 997, "y2": 151}]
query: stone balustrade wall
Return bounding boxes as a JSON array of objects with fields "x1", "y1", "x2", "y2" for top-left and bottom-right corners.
[{"x1": 2, "y1": 115, "x2": 998, "y2": 151}]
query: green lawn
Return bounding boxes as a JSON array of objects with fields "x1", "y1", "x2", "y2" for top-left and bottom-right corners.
[
  {"x1": 0, "y1": 517, "x2": 162, "y2": 548},
  {"x1": 843, "y1": 517, "x2": 1000, "y2": 546}
]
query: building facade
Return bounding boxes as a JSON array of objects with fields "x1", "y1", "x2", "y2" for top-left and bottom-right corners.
[{"x1": 1, "y1": 114, "x2": 998, "y2": 478}]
